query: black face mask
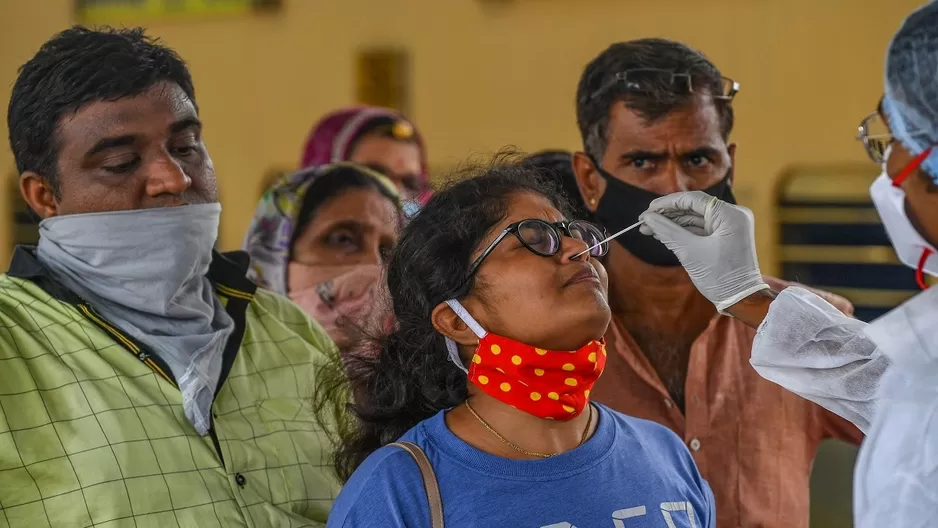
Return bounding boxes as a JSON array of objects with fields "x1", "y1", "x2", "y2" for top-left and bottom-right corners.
[{"x1": 592, "y1": 161, "x2": 736, "y2": 267}]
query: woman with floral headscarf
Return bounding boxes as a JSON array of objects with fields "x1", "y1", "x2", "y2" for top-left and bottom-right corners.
[
  {"x1": 244, "y1": 163, "x2": 402, "y2": 350},
  {"x1": 302, "y1": 106, "x2": 431, "y2": 216}
]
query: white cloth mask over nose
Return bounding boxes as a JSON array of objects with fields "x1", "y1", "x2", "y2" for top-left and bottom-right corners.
[{"x1": 869, "y1": 171, "x2": 938, "y2": 277}]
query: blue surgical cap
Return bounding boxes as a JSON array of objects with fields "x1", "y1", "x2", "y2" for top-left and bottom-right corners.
[{"x1": 883, "y1": 0, "x2": 938, "y2": 183}]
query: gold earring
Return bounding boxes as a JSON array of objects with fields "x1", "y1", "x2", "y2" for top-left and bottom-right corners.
[{"x1": 589, "y1": 198, "x2": 597, "y2": 206}]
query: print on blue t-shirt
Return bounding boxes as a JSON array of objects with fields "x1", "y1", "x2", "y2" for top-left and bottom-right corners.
[{"x1": 327, "y1": 403, "x2": 715, "y2": 527}]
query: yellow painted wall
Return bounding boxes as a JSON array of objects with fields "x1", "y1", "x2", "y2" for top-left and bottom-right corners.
[
  {"x1": 0, "y1": 2, "x2": 920, "y2": 524},
  {"x1": 0, "y1": 0, "x2": 921, "y2": 272}
]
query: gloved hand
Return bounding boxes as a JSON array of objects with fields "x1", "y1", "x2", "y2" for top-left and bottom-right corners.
[{"x1": 639, "y1": 191, "x2": 770, "y2": 313}]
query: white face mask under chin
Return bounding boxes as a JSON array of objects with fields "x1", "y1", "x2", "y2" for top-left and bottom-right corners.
[{"x1": 869, "y1": 171, "x2": 938, "y2": 284}]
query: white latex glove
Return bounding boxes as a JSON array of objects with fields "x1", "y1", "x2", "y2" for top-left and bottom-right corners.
[{"x1": 638, "y1": 191, "x2": 770, "y2": 313}]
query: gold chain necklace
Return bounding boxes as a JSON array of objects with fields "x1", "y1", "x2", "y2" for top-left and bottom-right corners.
[{"x1": 464, "y1": 400, "x2": 593, "y2": 459}]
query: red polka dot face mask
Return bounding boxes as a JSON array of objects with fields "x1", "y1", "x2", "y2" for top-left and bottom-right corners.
[{"x1": 444, "y1": 300, "x2": 607, "y2": 421}]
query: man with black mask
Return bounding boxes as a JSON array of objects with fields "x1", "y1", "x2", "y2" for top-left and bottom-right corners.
[{"x1": 572, "y1": 39, "x2": 859, "y2": 528}]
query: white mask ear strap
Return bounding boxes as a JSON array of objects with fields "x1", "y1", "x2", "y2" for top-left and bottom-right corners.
[
  {"x1": 442, "y1": 299, "x2": 487, "y2": 374},
  {"x1": 445, "y1": 299, "x2": 487, "y2": 338},
  {"x1": 444, "y1": 339, "x2": 469, "y2": 373}
]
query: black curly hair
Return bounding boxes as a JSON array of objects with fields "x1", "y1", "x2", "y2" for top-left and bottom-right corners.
[{"x1": 7, "y1": 26, "x2": 194, "y2": 194}]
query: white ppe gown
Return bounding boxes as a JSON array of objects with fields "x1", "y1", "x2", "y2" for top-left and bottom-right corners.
[{"x1": 750, "y1": 286, "x2": 938, "y2": 528}]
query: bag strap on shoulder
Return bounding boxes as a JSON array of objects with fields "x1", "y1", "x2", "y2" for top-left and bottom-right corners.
[{"x1": 390, "y1": 441, "x2": 444, "y2": 528}]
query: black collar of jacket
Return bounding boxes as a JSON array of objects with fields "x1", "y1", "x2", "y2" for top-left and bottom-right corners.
[{"x1": 7, "y1": 245, "x2": 258, "y2": 304}]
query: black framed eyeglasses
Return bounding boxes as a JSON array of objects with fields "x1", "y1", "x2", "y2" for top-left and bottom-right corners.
[
  {"x1": 590, "y1": 68, "x2": 740, "y2": 102},
  {"x1": 463, "y1": 219, "x2": 608, "y2": 283}
]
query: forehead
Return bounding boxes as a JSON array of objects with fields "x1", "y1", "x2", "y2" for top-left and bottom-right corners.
[
  {"x1": 498, "y1": 192, "x2": 563, "y2": 228},
  {"x1": 56, "y1": 82, "x2": 196, "y2": 150},
  {"x1": 350, "y1": 136, "x2": 422, "y2": 171},
  {"x1": 604, "y1": 97, "x2": 724, "y2": 151},
  {"x1": 310, "y1": 187, "x2": 399, "y2": 227}
]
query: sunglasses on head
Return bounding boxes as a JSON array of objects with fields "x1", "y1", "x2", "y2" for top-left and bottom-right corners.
[
  {"x1": 462, "y1": 219, "x2": 608, "y2": 284},
  {"x1": 590, "y1": 68, "x2": 740, "y2": 102}
]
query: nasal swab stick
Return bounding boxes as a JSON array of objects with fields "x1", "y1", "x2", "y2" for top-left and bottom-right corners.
[{"x1": 574, "y1": 220, "x2": 644, "y2": 259}]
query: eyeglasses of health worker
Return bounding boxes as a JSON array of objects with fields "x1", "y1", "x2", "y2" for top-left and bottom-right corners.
[
  {"x1": 858, "y1": 110, "x2": 933, "y2": 184},
  {"x1": 857, "y1": 104, "x2": 938, "y2": 289}
]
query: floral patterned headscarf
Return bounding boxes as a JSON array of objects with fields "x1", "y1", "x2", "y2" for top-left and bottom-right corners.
[{"x1": 243, "y1": 163, "x2": 400, "y2": 295}]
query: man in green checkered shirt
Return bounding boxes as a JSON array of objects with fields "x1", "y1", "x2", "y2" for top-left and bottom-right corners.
[{"x1": 0, "y1": 27, "x2": 342, "y2": 527}]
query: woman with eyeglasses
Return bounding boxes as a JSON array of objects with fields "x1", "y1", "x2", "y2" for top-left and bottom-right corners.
[
  {"x1": 319, "y1": 159, "x2": 715, "y2": 527},
  {"x1": 637, "y1": 3, "x2": 938, "y2": 527}
]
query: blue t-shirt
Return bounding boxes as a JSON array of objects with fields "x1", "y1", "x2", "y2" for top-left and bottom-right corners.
[{"x1": 328, "y1": 403, "x2": 715, "y2": 527}]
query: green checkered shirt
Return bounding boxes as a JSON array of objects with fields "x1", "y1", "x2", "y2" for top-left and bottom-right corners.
[{"x1": 0, "y1": 248, "x2": 341, "y2": 527}]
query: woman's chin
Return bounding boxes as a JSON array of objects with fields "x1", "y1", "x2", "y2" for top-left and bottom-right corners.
[
  {"x1": 580, "y1": 306, "x2": 613, "y2": 342},
  {"x1": 577, "y1": 291, "x2": 611, "y2": 325},
  {"x1": 549, "y1": 312, "x2": 611, "y2": 350}
]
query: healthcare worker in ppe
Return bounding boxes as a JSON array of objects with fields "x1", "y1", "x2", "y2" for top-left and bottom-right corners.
[{"x1": 638, "y1": 2, "x2": 938, "y2": 526}]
